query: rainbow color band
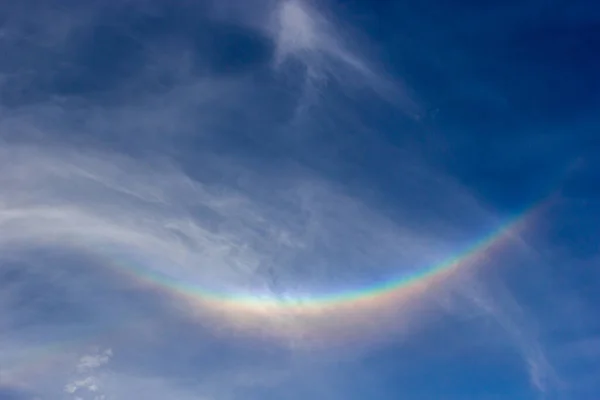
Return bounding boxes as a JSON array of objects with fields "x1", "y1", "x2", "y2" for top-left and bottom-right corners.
[{"x1": 102, "y1": 198, "x2": 551, "y2": 347}]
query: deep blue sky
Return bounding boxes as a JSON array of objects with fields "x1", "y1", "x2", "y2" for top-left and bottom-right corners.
[{"x1": 0, "y1": 1, "x2": 599, "y2": 399}]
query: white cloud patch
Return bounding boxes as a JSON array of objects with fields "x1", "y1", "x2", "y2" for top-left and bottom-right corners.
[
  {"x1": 76, "y1": 349, "x2": 113, "y2": 374},
  {"x1": 65, "y1": 348, "x2": 112, "y2": 400}
]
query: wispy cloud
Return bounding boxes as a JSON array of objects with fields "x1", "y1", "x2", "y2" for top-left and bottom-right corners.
[
  {"x1": 268, "y1": 0, "x2": 417, "y2": 116},
  {"x1": 466, "y1": 282, "x2": 557, "y2": 393},
  {"x1": 64, "y1": 348, "x2": 112, "y2": 400}
]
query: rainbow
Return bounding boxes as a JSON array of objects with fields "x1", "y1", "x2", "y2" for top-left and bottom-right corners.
[{"x1": 101, "y1": 198, "x2": 552, "y2": 347}]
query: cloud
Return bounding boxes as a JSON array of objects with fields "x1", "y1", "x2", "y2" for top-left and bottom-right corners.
[
  {"x1": 461, "y1": 278, "x2": 558, "y2": 393},
  {"x1": 267, "y1": 0, "x2": 417, "y2": 116},
  {"x1": 64, "y1": 348, "x2": 112, "y2": 400},
  {"x1": 76, "y1": 349, "x2": 113, "y2": 374}
]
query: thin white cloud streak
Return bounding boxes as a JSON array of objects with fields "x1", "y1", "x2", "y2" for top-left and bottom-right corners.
[{"x1": 464, "y1": 280, "x2": 559, "y2": 394}]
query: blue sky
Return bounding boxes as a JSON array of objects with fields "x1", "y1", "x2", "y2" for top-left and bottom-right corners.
[{"x1": 0, "y1": 0, "x2": 599, "y2": 399}]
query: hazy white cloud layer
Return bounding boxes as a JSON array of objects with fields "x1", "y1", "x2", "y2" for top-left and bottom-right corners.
[{"x1": 0, "y1": 0, "x2": 592, "y2": 399}]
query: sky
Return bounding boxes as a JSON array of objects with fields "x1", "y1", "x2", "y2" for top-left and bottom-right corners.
[{"x1": 0, "y1": 0, "x2": 599, "y2": 399}]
